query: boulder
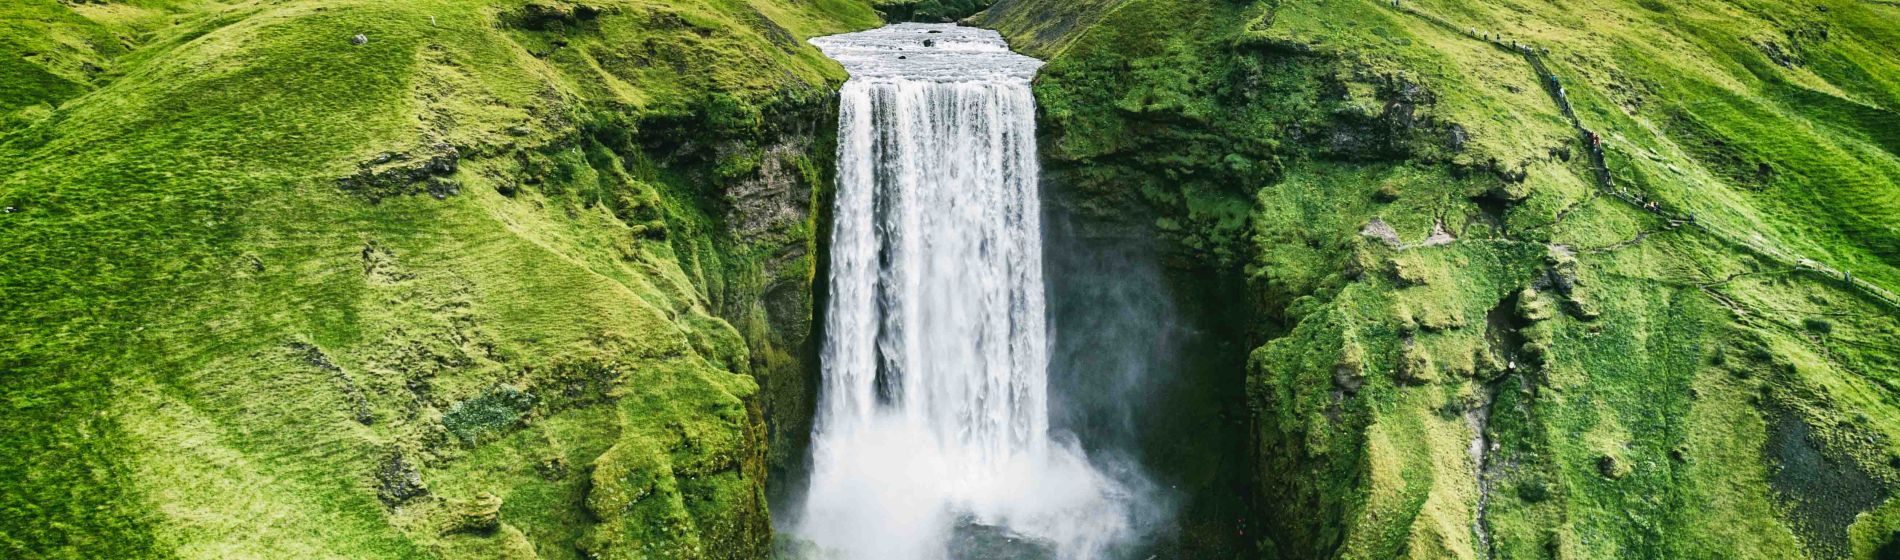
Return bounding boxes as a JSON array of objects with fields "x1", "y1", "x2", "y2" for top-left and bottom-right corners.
[{"x1": 376, "y1": 452, "x2": 428, "y2": 505}]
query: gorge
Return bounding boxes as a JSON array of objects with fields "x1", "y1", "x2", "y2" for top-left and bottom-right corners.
[{"x1": 5, "y1": 1, "x2": 1900, "y2": 559}]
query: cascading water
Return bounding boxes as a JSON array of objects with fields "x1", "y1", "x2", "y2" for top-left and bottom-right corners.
[{"x1": 797, "y1": 24, "x2": 1132, "y2": 559}]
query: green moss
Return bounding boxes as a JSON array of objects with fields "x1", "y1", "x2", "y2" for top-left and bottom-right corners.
[
  {"x1": 7, "y1": 0, "x2": 1900, "y2": 557},
  {"x1": 981, "y1": 0, "x2": 1900, "y2": 557},
  {"x1": 872, "y1": 0, "x2": 992, "y2": 22}
]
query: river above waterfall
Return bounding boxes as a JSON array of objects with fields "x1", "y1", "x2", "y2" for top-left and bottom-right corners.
[{"x1": 791, "y1": 24, "x2": 1136, "y2": 560}]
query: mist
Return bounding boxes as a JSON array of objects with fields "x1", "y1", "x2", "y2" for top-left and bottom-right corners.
[{"x1": 1041, "y1": 192, "x2": 1256, "y2": 558}]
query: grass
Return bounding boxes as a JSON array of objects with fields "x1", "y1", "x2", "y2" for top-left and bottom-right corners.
[
  {"x1": 6, "y1": 0, "x2": 1899, "y2": 558},
  {"x1": 977, "y1": 0, "x2": 1900, "y2": 557},
  {"x1": 0, "y1": 0, "x2": 876, "y2": 557}
]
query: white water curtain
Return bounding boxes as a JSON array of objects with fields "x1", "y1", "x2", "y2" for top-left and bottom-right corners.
[{"x1": 799, "y1": 23, "x2": 1130, "y2": 560}]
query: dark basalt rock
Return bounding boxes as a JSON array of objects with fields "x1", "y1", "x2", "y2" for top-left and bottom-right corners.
[
  {"x1": 376, "y1": 452, "x2": 428, "y2": 505},
  {"x1": 337, "y1": 144, "x2": 462, "y2": 203},
  {"x1": 508, "y1": 2, "x2": 608, "y2": 31},
  {"x1": 1597, "y1": 455, "x2": 1629, "y2": 479},
  {"x1": 1332, "y1": 361, "x2": 1365, "y2": 393}
]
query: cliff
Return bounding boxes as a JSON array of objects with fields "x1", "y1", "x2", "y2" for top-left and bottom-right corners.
[{"x1": 978, "y1": 0, "x2": 1900, "y2": 558}]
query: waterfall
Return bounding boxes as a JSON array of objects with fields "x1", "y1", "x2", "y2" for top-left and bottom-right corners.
[{"x1": 797, "y1": 24, "x2": 1131, "y2": 559}]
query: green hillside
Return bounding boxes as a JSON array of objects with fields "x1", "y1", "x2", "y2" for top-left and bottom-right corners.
[
  {"x1": 977, "y1": 0, "x2": 1900, "y2": 558},
  {"x1": 5, "y1": 0, "x2": 1900, "y2": 558},
  {"x1": 1, "y1": 0, "x2": 876, "y2": 557}
]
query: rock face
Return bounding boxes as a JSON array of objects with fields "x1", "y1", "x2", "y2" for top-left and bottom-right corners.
[
  {"x1": 873, "y1": 0, "x2": 995, "y2": 22},
  {"x1": 723, "y1": 139, "x2": 815, "y2": 245},
  {"x1": 615, "y1": 91, "x2": 843, "y2": 519}
]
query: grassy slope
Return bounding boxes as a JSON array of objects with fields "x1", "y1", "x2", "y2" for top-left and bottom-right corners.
[
  {"x1": 977, "y1": 0, "x2": 1900, "y2": 558},
  {"x1": 0, "y1": 1, "x2": 877, "y2": 558}
]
